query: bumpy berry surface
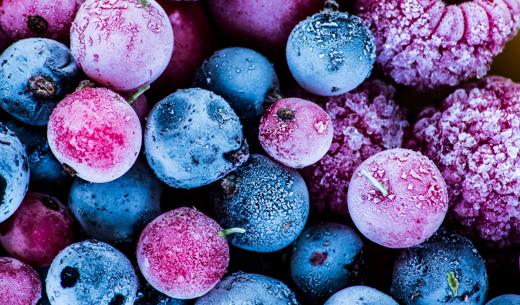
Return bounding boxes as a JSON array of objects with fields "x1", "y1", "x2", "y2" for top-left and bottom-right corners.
[
  {"x1": 0, "y1": 257, "x2": 41, "y2": 305},
  {"x1": 325, "y1": 286, "x2": 399, "y2": 305},
  {"x1": 486, "y1": 294, "x2": 520, "y2": 305}
]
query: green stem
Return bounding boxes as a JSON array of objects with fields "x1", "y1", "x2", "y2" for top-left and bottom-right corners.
[
  {"x1": 360, "y1": 169, "x2": 388, "y2": 197},
  {"x1": 219, "y1": 227, "x2": 246, "y2": 237},
  {"x1": 127, "y1": 84, "x2": 150, "y2": 105}
]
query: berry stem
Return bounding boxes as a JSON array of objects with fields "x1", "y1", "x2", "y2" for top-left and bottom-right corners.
[
  {"x1": 447, "y1": 272, "x2": 459, "y2": 296},
  {"x1": 324, "y1": 0, "x2": 340, "y2": 11},
  {"x1": 219, "y1": 227, "x2": 246, "y2": 237},
  {"x1": 127, "y1": 84, "x2": 150, "y2": 105},
  {"x1": 360, "y1": 169, "x2": 388, "y2": 197},
  {"x1": 264, "y1": 87, "x2": 283, "y2": 106}
]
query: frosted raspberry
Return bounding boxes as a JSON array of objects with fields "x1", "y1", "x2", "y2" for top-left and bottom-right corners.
[
  {"x1": 304, "y1": 80, "x2": 409, "y2": 217},
  {"x1": 407, "y1": 76, "x2": 520, "y2": 246},
  {"x1": 357, "y1": 0, "x2": 520, "y2": 90}
]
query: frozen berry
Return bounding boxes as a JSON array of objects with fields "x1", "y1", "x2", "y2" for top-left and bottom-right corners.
[
  {"x1": 70, "y1": 0, "x2": 174, "y2": 92},
  {"x1": 325, "y1": 286, "x2": 399, "y2": 305},
  {"x1": 136, "y1": 207, "x2": 230, "y2": 299},
  {"x1": 47, "y1": 87, "x2": 142, "y2": 183},
  {"x1": 286, "y1": 9, "x2": 376, "y2": 96},
  {"x1": 348, "y1": 148, "x2": 448, "y2": 248},
  {"x1": 0, "y1": 257, "x2": 41, "y2": 305},
  {"x1": 259, "y1": 98, "x2": 333, "y2": 168},
  {"x1": 486, "y1": 295, "x2": 520, "y2": 305}
]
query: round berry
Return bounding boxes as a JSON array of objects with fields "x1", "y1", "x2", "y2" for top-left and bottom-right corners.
[
  {"x1": 486, "y1": 295, "x2": 520, "y2": 305},
  {"x1": 325, "y1": 286, "x2": 399, "y2": 305},
  {"x1": 0, "y1": 257, "x2": 41, "y2": 305}
]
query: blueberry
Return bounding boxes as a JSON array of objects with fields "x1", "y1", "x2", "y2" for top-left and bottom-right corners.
[
  {"x1": 134, "y1": 282, "x2": 189, "y2": 305},
  {"x1": 194, "y1": 47, "x2": 279, "y2": 125},
  {"x1": 391, "y1": 230, "x2": 488, "y2": 305},
  {"x1": 0, "y1": 38, "x2": 79, "y2": 126},
  {"x1": 195, "y1": 272, "x2": 299, "y2": 305},
  {"x1": 46, "y1": 240, "x2": 138, "y2": 305},
  {"x1": 0, "y1": 124, "x2": 29, "y2": 223},
  {"x1": 486, "y1": 295, "x2": 520, "y2": 305},
  {"x1": 69, "y1": 160, "x2": 162, "y2": 245},
  {"x1": 286, "y1": 10, "x2": 376, "y2": 96},
  {"x1": 212, "y1": 154, "x2": 309, "y2": 252},
  {"x1": 6, "y1": 119, "x2": 69, "y2": 190},
  {"x1": 325, "y1": 286, "x2": 399, "y2": 305},
  {"x1": 145, "y1": 88, "x2": 249, "y2": 189},
  {"x1": 290, "y1": 223, "x2": 364, "y2": 303}
]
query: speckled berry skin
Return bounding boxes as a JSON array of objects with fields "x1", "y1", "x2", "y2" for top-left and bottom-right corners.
[
  {"x1": 486, "y1": 294, "x2": 520, "y2": 305},
  {"x1": 135, "y1": 282, "x2": 189, "y2": 305},
  {"x1": 0, "y1": 125, "x2": 29, "y2": 223},
  {"x1": 194, "y1": 47, "x2": 279, "y2": 125},
  {"x1": 357, "y1": 0, "x2": 520, "y2": 90},
  {"x1": 0, "y1": 38, "x2": 79, "y2": 126},
  {"x1": 0, "y1": 192, "x2": 74, "y2": 267},
  {"x1": 136, "y1": 207, "x2": 229, "y2": 299},
  {"x1": 391, "y1": 231, "x2": 488, "y2": 305},
  {"x1": 46, "y1": 240, "x2": 138, "y2": 305},
  {"x1": 0, "y1": 257, "x2": 41, "y2": 305},
  {"x1": 259, "y1": 98, "x2": 333, "y2": 168},
  {"x1": 286, "y1": 11, "x2": 376, "y2": 96},
  {"x1": 70, "y1": 0, "x2": 174, "y2": 92},
  {"x1": 145, "y1": 88, "x2": 248, "y2": 189},
  {"x1": 290, "y1": 223, "x2": 364, "y2": 304},
  {"x1": 0, "y1": 0, "x2": 80, "y2": 42},
  {"x1": 212, "y1": 154, "x2": 310, "y2": 252},
  {"x1": 47, "y1": 87, "x2": 142, "y2": 183},
  {"x1": 304, "y1": 80, "x2": 408, "y2": 217},
  {"x1": 195, "y1": 272, "x2": 300, "y2": 305},
  {"x1": 207, "y1": 0, "x2": 322, "y2": 54},
  {"x1": 407, "y1": 76, "x2": 520, "y2": 246},
  {"x1": 69, "y1": 160, "x2": 162, "y2": 245},
  {"x1": 324, "y1": 286, "x2": 399, "y2": 305},
  {"x1": 348, "y1": 148, "x2": 448, "y2": 248}
]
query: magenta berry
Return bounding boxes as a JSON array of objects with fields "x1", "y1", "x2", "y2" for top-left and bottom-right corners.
[
  {"x1": 47, "y1": 87, "x2": 142, "y2": 183},
  {"x1": 137, "y1": 207, "x2": 230, "y2": 299},
  {"x1": 0, "y1": 257, "x2": 41, "y2": 305},
  {"x1": 70, "y1": 0, "x2": 174, "y2": 92},
  {"x1": 348, "y1": 148, "x2": 449, "y2": 248},
  {"x1": 259, "y1": 98, "x2": 333, "y2": 168}
]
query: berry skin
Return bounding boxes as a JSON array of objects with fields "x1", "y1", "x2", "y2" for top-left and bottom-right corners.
[
  {"x1": 0, "y1": 0, "x2": 80, "y2": 42},
  {"x1": 0, "y1": 38, "x2": 79, "y2": 126},
  {"x1": 212, "y1": 154, "x2": 310, "y2": 252},
  {"x1": 194, "y1": 47, "x2": 279, "y2": 125},
  {"x1": 69, "y1": 160, "x2": 162, "y2": 245},
  {"x1": 195, "y1": 272, "x2": 299, "y2": 305},
  {"x1": 348, "y1": 148, "x2": 448, "y2": 248},
  {"x1": 46, "y1": 240, "x2": 138, "y2": 305},
  {"x1": 486, "y1": 295, "x2": 520, "y2": 305},
  {"x1": 0, "y1": 192, "x2": 74, "y2": 267},
  {"x1": 286, "y1": 10, "x2": 376, "y2": 96},
  {"x1": 0, "y1": 124, "x2": 30, "y2": 223},
  {"x1": 324, "y1": 286, "x2": 399, "y2": 305},
  {"x1": 70, "y1": 0, "x2": 174, "y2": 92},
  {"x1": 47, "y1": 87, "x2": 142, "y2": 183},
  {"x1": 0, "y1": 257, "x2": 41, "y2": 305},
  {"x1": 134, "y1": 282, "x2": 189, "y2": 305},
  {"x1": 290, "y1": 223, "x2": 364, "y2": 304},
  {"x1": 136, "y1": 207, "x2": 230, "y2": 300},
  {"x1": 259, "y1": 98, "x2": 333, "y2": 168},
  {"x1": 145, "y1": 88, "x2": 249, "y2": 189},
  {"x1": 391, "y1": 231, "x2": 488, "y2": 305}
]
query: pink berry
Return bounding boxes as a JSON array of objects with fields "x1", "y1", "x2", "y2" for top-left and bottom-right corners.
[
  {"x1": 0, "y1": 257, "x2": 41, "y2": 305},
  {"x1": 137, "y1": 207, "x2": 230, "y2": 299},
  {"x1": 408, "y1": 76, "x2": 520, "y2": 247},
  {"x1": 259, "y1": 98, "x2": 333, "y2": 168},
  {"x1": 357, "y1": 0, "x2": 520, "y2": 89},
  {"x1": 303, "y1": 80, "x2": 409, "y2": 218},
  {"x1": 0, "y1": 192, "x2": 74, "y2": 267},
  {"x1": 0, "y1": 0, "x2": 80, "y2": 42},
  {"x1": 347, "y1": 148, "x2": 449, "y2": 248},
  {"x1": 47, "y1": 87, "x2": 142, "y2": 183},
  {"x1": 70, "y1": 0, "x2": 174, "y2": 92}
]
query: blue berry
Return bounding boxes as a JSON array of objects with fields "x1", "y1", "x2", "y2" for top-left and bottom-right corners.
[
  {"x1": 325, "y1": 286, "x2": 399, "y2": 305},
  {"x1": 391, "y1": 230, "x2": 488, "y2": 305},
  {"x1": 69, "y1": 160, "x2": 163, "y2": 244},
  {"x1": 0, "y1": 124, "x2": 29, "y2": 223},
  {"x1": 135, "y1": 282, "x2": 189, "y2": 305},
  {"x1": 286, "y1": 10, "x2": 376, "y2": 96},
  {"x1": 212, "y1": 154, "x2": 309, "y2": 252},
  {"x1": 145, "y1": 88, "x2": 248, "y2": 189},
  {"x1": 193, "y1": 47, "x2": 279, "y2": 125},
  {"x1": 195, "y1": 272, "x2": 299, "y2": 305},
  {"x1": 0, "y1": 38, "x2": 79, "y2": 126},
  {"x1": 46, "y1": 240, "x2": 138, "y2": 305},
  {"x1": 290, "y1": 223, "x2": 364, "y2": 303},
  {"x1": 6, "y1": 119, "x2": 69, "y2": 190},
  {"x1": 486, "y1": 295, "x2": 520, "y2": 305}
]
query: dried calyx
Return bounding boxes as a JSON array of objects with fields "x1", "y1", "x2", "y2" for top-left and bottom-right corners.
[{"x1": 360, "y1": 169, "x2": 388, "y2": 197}]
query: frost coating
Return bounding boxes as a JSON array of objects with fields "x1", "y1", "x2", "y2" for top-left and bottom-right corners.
[
  {"x1": 357, "y1": 0, "x2": 520, "y2": 89},
  {"x1": 0, "y1": 257, "x2": 41, "y2": 305},
  {"x1": 324, "y1": 286, "x2": 399, "y2": 305},
  {"x1": 407, "y1": 76, "x2": 520, "y2": 246},
  {"x1": 486, "y1": 294, "x2": 520, "y2": 305}
]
